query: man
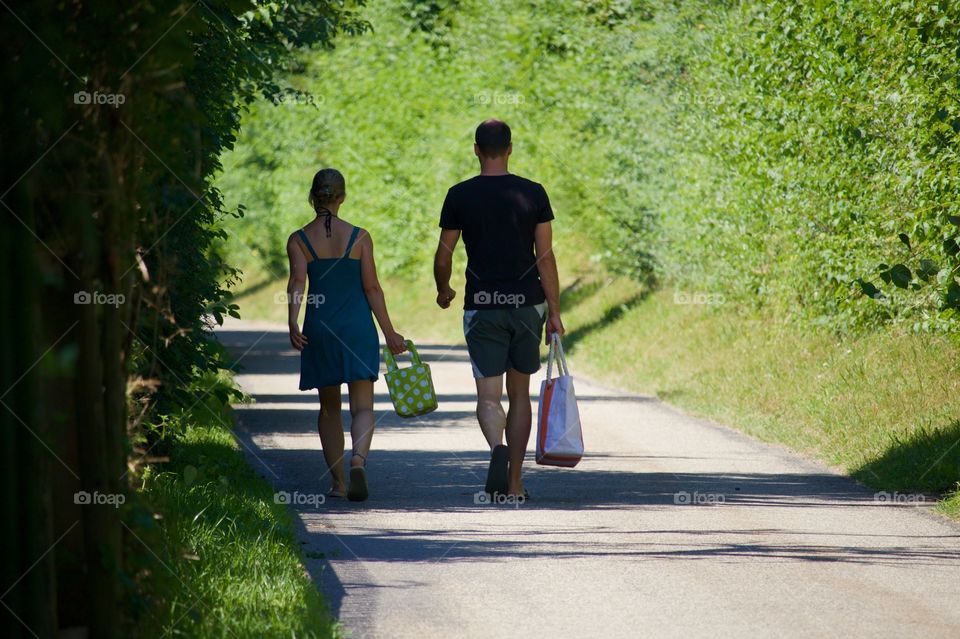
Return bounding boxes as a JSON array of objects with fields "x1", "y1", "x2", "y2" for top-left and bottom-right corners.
[{"x1": 434, "y1": 119, "x2": 564, "y2": 498}]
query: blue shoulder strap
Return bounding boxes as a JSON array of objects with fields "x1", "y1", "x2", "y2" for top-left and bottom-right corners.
[
  {"x1": 343, "y1": 226, "x2": 361, "y2": 257},
  {"x1": 296, "y1": 229, "x2": 320, "y2": 261}
]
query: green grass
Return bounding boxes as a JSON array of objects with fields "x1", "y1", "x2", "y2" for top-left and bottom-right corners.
[
  {"x1": 558, "y1": 282, "x2": 960, "y2": 499},
  {"x1": 133, "y1": 381, "x2": 337, "y2": 638},
  {"x1": 230, "y1": 263, "x2": 960, "y2": 518},
  {"x1": 939, "y1": 490, "x2": 960, "y2": 520}
]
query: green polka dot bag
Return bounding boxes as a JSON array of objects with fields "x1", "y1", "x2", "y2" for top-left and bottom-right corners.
[{"x1": 382, "y1": 340, "x2": 438, "y2": 418}]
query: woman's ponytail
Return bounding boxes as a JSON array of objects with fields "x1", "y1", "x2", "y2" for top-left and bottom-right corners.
[{"x1": 308, "y1": 168, "x2": 345, "y2": 237}]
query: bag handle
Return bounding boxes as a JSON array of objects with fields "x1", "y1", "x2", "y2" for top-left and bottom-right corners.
[
  {"x1": 382, "y1": 339, "x2": 422, "y2": 372},
  {"x1": 545, "y1": 333, "x2": 569, "y2": 381}
]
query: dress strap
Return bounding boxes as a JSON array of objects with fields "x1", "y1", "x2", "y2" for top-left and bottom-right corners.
[
  {"x1": 343, "y1": 226, "x2": 361, "y2": 258},
  {"x1": 296, "y1": 229, "x2": 320, "y2": 261}
]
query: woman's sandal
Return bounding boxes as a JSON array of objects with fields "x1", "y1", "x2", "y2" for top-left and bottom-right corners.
[
  {"x1": 347, "y1": 452, "x2": 369, "y2": 502},
  {"x1": 327, "y1": 487, "x2": 346, "y2": 499}
]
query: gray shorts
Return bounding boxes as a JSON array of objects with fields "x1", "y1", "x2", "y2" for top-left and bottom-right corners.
[{"x1": 463, "y1": 303, "x2": 547, "y2": 378}]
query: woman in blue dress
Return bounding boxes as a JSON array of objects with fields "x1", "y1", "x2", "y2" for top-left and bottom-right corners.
[{"x1": 286, "y1": 168, "x2": 406, "y2": 501}]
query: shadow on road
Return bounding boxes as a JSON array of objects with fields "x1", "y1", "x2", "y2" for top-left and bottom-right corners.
[{"x1": 218, "y1": 324, "x2": 960, "y2": 625}]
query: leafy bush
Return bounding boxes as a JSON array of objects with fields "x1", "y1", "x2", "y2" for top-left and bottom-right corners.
[
  {"x1": 657, "y1": 0, "x2": 960, "y2": 331},
  {"x1": 219, "y1": 0, "x2": 960, "y2": 334}
]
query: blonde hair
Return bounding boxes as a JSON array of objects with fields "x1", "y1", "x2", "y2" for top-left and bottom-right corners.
[{"x1": 308, "y1": 168, "x2": 345, "y2": 237}]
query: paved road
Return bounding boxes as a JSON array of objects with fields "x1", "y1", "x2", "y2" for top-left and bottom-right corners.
[{"x1": 218, "y1": 320, "x2": 960, "y2": 639}]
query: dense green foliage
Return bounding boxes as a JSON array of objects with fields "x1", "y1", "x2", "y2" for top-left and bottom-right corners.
[
  {"x1": 221, "y1": 0, "x2": 960, "y2": 334},
  {"x1": 667, "y1": 0, "x2": 960, "y2": 331},
  {"x1": 133, "y1": 0, "x2": 369, "y2": 434},
  {"x1": 217, "y1": 0, "x2": 671, "y2": 283},
  {"x1": 2, "y1": 1, "x2": 364, "y2": 634}
]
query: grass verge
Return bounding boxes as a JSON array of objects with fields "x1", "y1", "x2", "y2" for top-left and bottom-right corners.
[
  {"x1": 558, "y1": 281, "x2": 960, "y2": 501},
  {"x1": 938, "y1": 491, "x2": 960, "y2": 520},
  {"x1": 132, "y1": 372, "x2": 337, "y2": 638},
  {"x1": 230, "y1": 266, "x2": 960, "y2": 519}
]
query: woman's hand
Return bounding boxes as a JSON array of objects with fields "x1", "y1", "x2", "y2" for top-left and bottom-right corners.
[
  {"x1": 289, "y1": 322, "x2": 308, "y2": 351},
  {"x1": 385, "y1": 331, "x2": 407, "y2": 355}
]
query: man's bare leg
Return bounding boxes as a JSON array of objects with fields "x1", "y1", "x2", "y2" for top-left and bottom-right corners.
[
  {"x1": 475, "y1": 374, "x2": 505, "y2": 449},
  {"x1": 475, "y1": 374, "x2": 510, "y2": 495},
  {"x1": 505, "y1": 368, "x2": 532, "y2": 496}
]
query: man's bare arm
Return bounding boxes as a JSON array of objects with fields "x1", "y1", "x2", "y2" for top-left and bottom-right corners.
[
  {"x1": 434, "y1": 228, "x2": 461, "y2": 309},
  {"x1": 534, "y1": 221, "x2": 564, "y2": 343}
]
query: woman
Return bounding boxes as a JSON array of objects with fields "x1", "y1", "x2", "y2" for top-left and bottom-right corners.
[{"x1": 286, "y1": 168, "x2": 406, "y2": 502}]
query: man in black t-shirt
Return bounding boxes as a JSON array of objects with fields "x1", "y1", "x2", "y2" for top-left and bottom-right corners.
[{"x1": 434, "y1": 119, "x2": 565, "y2": 499}]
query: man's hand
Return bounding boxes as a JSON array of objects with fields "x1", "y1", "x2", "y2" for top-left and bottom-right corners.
[
  {"x1": 436, "y1": 286, "x2": 456, "y2": 309},
  {"x1": 545, "y1": 314, "x2": 565, "y2": 345},
  {"x1": 289, "y1": 322, "x2": 308, "y2": 351}
]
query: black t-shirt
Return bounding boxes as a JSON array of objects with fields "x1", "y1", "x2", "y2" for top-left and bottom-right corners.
[{"x1": 439, "y1": 174, "x2": 554, "y2": 310}]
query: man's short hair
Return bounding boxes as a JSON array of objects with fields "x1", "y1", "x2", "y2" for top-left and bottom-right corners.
[{"x1": 475, "y1": 119, "x2": 511, "y2": 157}]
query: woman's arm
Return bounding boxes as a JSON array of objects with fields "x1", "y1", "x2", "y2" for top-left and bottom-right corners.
[
  {"x1": 286, "y1": 233, "x2": 308, "y2": 351},
  {"x1": 359, "y1": 231, "x2": 406, "y2": 354}
]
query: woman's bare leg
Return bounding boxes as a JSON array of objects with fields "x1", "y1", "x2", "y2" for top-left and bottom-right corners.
[
  {"x1": 317, "y1": 385, "x2": 346, "y2": 492},
  {"x1": 347, "y1": 379, "x2": 376, "y2": 468}
]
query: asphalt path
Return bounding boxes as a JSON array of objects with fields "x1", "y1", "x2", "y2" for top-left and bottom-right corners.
[{"x1": 219, "y1": 319, "x2": 960, "y2": 639}]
